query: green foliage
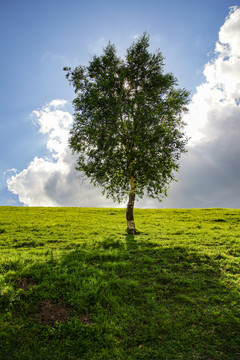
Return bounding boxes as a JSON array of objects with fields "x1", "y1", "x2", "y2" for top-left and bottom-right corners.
[
  {"x1": 0, "y1": 207, "x2": 240, "y2": 359},
  {"x1": 64, "y1": 34, "x2": 190, "y2": 202}
]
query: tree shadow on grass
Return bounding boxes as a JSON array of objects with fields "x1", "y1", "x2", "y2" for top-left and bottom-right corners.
[
  {"x1": 125, "y1": 234, "x2": 139, "y2": 251},
  {"x1": 0, "y1": 238, "x2": 240, "y2": 360}
]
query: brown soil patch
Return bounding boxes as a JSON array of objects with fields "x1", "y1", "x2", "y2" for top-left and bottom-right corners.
[
  {"x1": 16, "y1": 278, "x2": 36, "y2": 290},
  {"x1": 36, "y1": 300, "x2": 72, "y2": 326}
]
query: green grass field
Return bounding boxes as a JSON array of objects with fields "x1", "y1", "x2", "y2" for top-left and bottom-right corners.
[{"x1": 0, "y1": 207, "x2": 239, "y2": 359}]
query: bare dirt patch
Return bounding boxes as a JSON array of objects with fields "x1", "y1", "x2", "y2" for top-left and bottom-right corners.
[
  {"x1": 36, "y1": 299, "x2": 72, "y2": 326},
  {"x1": 35, "y1": 300, "x2": 93, "y2": 327},
  {"x1": 16, "y1": 278, "x2": 36, "y2": 290}
]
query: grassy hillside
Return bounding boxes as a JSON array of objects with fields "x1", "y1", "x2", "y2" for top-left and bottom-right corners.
[{"x1": 0, "y1": 207, "x2": 239, "y2": 359}]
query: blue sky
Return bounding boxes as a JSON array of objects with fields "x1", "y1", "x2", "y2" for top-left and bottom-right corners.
[{"x1": 1, "y1": 0, "x2": 240, "y2": 207}]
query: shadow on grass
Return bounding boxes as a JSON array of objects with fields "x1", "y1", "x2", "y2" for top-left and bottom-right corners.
[
  {"x1": 0, "y1": 238, "x2": 240, "y2": 360},
  {"x1": 125, "y1": 234, "x2": 139, "y2": 251}
]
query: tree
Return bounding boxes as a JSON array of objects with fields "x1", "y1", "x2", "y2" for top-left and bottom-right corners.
[{"x1": 64, "y1": 34, "x2": 190, "y2": 234}]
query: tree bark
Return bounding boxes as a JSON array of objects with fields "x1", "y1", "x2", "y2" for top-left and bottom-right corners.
[{"x1": 126, "y1": 177, "x2": 136, "y2": 235}]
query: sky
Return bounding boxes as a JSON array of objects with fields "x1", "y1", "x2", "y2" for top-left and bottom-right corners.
[{"x1": 1, "y1": 0, "x2": 240, "y2": 208}]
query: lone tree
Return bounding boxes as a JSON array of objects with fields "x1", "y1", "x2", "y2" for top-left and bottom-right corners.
[{"x1": 64, "y1": 34, "x2": 190, "y2": 234}]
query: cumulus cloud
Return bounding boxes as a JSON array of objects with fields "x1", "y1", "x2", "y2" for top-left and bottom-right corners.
[
  {"x1": 182, "y1": 7, "x2": 240, "y2": 208},
  {"x1": 7, "y1": 7, "x2": 240, "y2": 208},
  {"x1": 141, "y1": 6, "x2": 240, "y2": 208},
  {"x1": 186, "y1": 6, "x2": 240, "y2": 144},
  {"x1": 7, "y1": 100, "x2": 116, "y2": 207}
]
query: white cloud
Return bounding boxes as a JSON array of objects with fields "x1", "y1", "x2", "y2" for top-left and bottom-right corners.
[
  {"x1": 7, "y1": 100, "x2": 117, "y2": 207},
  {"x1": 186, "y1": 6, "x2": 240, "y2": 146},
  {"x1": 219, "y1": 6, "x2": 240, "y2": 57},
  {"x1": 145, "y1": 6, "x2": 240, "y2": 208},
  {"x1": 31, "y1": 100, "x2": 71, "y2": 159}
]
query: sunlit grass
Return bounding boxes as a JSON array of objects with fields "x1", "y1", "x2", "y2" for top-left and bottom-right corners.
[{"x1": 0, "y1": 207, "x2": 240, "y2": 359}]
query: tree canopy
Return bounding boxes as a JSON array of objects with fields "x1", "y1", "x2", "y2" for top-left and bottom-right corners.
[{"x1": 64, "y1": 34, "x2": 190, "y2": 233}]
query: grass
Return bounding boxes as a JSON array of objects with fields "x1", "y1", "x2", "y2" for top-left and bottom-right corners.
[{"x1": 0, "y1": 206, "x2": 239, "y2": 359}]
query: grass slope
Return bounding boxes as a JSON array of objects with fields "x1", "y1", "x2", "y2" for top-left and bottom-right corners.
[{"x1": 0, "y1": 207, "x2": 240, "y2": 360}]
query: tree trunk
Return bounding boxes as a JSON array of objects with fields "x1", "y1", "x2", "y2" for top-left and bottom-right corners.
[{"x1": 126, "y1": 177, "x2": 136, "y2": 235}]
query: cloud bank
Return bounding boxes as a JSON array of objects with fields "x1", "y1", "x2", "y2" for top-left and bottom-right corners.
[
  {"x1": 7, "y1": 7, "x2": 240, "y2": 208},
  {"x1": 153, "y1": 5, "x2": 240, "y2": 208}
]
